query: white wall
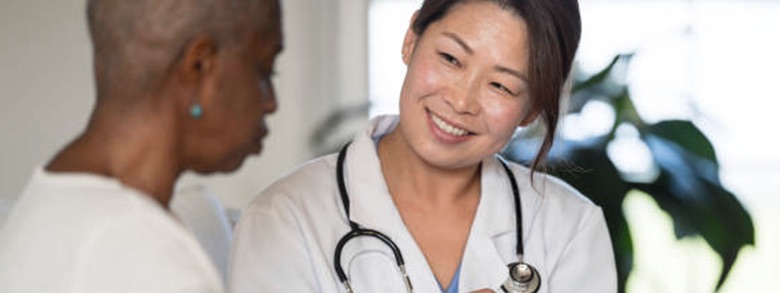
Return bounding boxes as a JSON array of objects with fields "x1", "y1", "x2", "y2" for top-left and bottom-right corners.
[{"x1": 0, "y1": 0, "x2": 368, "y2": 211}]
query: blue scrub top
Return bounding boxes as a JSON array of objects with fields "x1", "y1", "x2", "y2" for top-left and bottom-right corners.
[{"x1": 439, "y1": 265, "x2": 462, "y2": 293}]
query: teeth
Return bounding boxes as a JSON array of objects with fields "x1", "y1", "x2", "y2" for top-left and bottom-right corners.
[{"x1": 431, "y1": 114, "x2": 468, "y2": 136}]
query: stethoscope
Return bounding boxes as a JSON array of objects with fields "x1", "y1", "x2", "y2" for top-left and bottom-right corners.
[{"x1": 333, "y1": 143, "x2": 541, "y2": 293}]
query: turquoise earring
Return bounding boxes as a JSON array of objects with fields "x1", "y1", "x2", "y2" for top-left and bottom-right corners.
[{"x1": 189, "y1": 104, "x2": 203, "y2": 119}]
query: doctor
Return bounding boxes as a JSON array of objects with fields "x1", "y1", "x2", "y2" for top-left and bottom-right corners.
[{"x1": 230, "y1": 0, "x2": 616, "y2": 292}]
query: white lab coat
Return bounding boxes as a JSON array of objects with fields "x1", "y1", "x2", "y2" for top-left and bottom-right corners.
[{"x1": 230, "y1": 115, "x2": 617, "y2": 293}]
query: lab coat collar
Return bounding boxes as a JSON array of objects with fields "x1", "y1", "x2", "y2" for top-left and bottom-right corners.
[
  {"x1": 345, "y1": 116, "x2": 520, "y2": 237},
  {"x1": 345, "y1": 116, "x2": 444, "y2": 292},
  {"x1": 344, "y1": 115, "x2": 544, "y2": 292},
  {"x1": 345, "y1": 115, "x2": 399, "y2": 230},
  {"x1": 461, "y1": 156, "x2": 546, "y2": 291},
  {"x1": 460, "y1": 157, "x2": 527, "y2": 291}
]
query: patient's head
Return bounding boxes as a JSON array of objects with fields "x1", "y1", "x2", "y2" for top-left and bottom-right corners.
[{"x1": 85, "y1": 0, "x2": 284, "y2": 173}]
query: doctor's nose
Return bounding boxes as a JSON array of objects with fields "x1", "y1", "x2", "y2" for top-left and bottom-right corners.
[{"x1": 444, "y1": 78, "x2": 481, "y2": 115}]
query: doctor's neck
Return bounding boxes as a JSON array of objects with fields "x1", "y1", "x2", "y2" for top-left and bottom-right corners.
[{"x1": 377, "y1": 127, "x2": 481, "y2": 204}]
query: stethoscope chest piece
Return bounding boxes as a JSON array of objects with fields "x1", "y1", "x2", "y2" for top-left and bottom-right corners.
[{"x1": 501, "y1": 261, "x2": 541, "y2": 293}]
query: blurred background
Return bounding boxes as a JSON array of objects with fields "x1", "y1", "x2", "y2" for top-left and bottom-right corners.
[{"x1": 1, "y1": 0, "x2": 777, "y2": 291}]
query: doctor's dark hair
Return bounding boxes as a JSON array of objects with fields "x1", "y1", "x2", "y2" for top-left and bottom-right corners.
[{"x1": 413, "y1": 0, "x2": 581, "y2": 172}]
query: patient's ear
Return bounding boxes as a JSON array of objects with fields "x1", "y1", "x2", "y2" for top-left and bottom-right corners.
[{"x1": 179, "y1": 36, "x2": 218, "y2": 84}]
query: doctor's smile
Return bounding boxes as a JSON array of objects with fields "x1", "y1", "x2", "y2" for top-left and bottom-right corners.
[{"x1": 429, "y1": 110, "x2": 474, "y2": 141}]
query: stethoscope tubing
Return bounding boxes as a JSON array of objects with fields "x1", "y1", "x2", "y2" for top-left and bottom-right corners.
[
  {"x1": 499, "y1": 158, "x2": 524, "y2": 257},
  {"x1": 333, "y1": 227, "x2": 414, "y2": 293},
  {"x1": 333, "y1": 142, "x2": 536, "y2": 293},
  {"x1": 333, "y1": 228, "x2": 407, "y2": 282}
]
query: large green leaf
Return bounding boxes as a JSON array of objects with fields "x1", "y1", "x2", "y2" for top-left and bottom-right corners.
[
  {"x1": 647, "y1": 120, "x2": 719, "y2": 164},
  {"x1": 633, "y1": 133, "x2": 754, "y2": 290}
]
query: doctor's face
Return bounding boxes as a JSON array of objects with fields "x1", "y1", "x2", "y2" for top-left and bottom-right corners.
[{"x1": 397, "y1": 0, "x2": 534, "y2": 169}]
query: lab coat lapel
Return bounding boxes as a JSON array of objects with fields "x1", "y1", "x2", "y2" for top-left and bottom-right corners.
[
  {"x1": 460, "y1": 157, "x2": 544, "y2": 292},
  {"x1": 343, "y1": 116, "x2": 443, "y2": 293},
  {"x1": 459, "y1": 157, "x2": 515, "y2": 291}
]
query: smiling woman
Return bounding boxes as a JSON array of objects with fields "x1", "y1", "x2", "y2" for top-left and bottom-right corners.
[{"x1": 230, "y1": 0, "x2": 616, "y2": 292}]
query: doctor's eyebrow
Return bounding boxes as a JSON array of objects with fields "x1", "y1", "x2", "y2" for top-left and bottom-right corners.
[
  {"x1": 442, "y1": 31, "x2": 528, "y2": 82},
  {"x1": 496, "y1": 65, "x2": 528, "y2": 82},
  {"x1": 442, "y1": 31, "x2": 473, "y2": 55}
]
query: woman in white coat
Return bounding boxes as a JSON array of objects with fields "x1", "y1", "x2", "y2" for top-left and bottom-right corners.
[{"x1": 230, "y1": 0, "x2": 617, "y2": 292}]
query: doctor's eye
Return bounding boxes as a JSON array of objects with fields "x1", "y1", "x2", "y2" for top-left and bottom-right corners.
[
  {"x1": 490, "y1": 82, "x2": 516, "y2": 96},
  {"x1": 438, "y1": 52, "x2": 461, "y2": 67}
]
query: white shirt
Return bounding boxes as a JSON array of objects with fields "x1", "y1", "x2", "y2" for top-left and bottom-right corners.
[
  {"x1": 230, "y1": 115, "x2": 617, "y2": 293},
  {"x1": 0, "y1": 168, "x2": 224, "y2": 293}
]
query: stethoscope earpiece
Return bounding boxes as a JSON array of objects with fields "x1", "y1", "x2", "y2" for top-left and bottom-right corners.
[{"x1": 501, "y1": 261, "x2": 541, "y2": 293}]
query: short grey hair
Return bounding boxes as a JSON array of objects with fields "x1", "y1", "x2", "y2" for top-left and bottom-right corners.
[{"x1": 86, "y1": 0, "x2": 278, "y2": 100}]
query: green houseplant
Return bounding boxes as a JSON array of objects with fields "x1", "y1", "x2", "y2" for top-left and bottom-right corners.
[{"x1": 502, "y1": 54, "x2": 755, "y2": 292}]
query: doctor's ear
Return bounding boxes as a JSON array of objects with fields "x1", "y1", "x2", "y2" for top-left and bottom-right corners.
[
  {"x1": 519, "y1": 108, "x2": 541, "y2": 127},
  {"x1": 401, "y1": 11, "x2": 420, "y2": 65}
]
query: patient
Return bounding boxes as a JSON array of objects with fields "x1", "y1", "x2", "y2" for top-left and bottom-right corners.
[{"x1": 0, "y1": 0, "x2": 282, "y2": 292}]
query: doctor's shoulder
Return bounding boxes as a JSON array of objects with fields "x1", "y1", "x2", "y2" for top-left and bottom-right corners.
[
  {"x1": 503, "y1": 161, "x2": 618, "y2": 290},
  {"x1": 503, "y1": 159, "x2": 606, "y2": 229}
]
